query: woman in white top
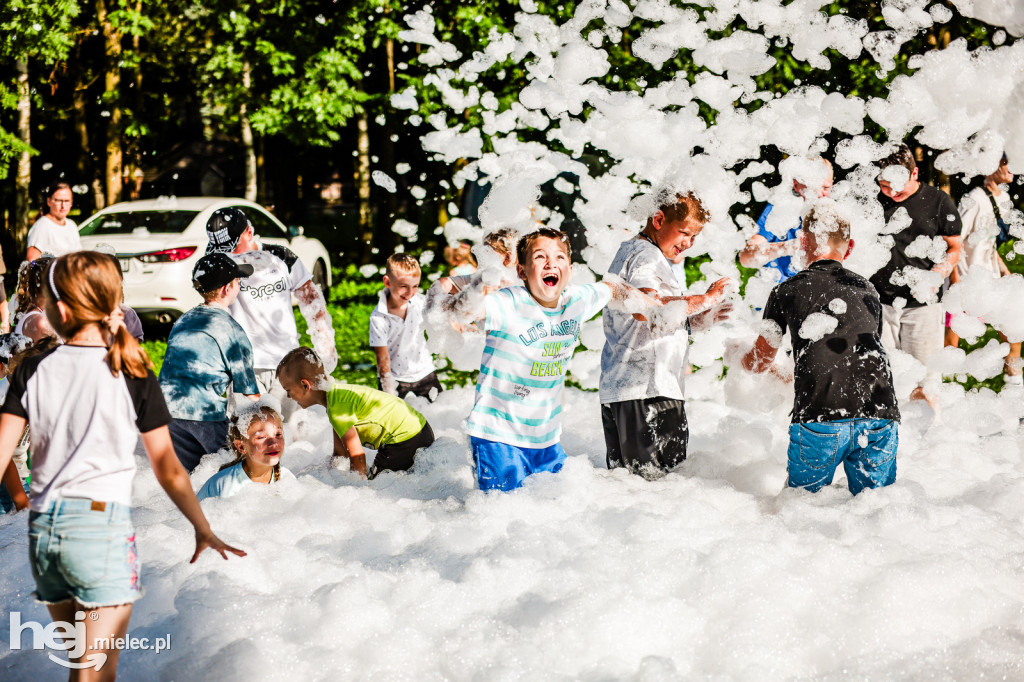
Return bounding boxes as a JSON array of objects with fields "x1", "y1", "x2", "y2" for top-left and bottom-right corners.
[
  {"x1": 26, "y1": 183, "x2": 82, "y2": 261},
  {"x1": 0, "y1": 251, "x2": 244, "y2": 679}
]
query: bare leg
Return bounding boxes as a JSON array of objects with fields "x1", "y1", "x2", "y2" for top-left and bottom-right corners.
[
  {"x1": 1000, "y1": 332, "x2": 1022, "y2": 378},
  {"x1": 74, "y1": 603, "x2": 133, "y2": 682},
  {"x1": 944, "y1": 327, "x2": 960, "y2": 348}
]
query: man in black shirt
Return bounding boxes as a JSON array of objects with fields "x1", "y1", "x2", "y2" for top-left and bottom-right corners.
[
  {"x1": 741, "y1": 201, "x2": 900, "y2": 495},
  {"x1": 870, "y1": 144, "x2": 962, "y2": 405}
]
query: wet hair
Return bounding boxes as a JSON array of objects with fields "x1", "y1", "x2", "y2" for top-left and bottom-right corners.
[
  {"x1": 803, "y1": 203, "x2": 851, "y2": 251},
  {"x1": 385, "y1": 253, "x2": 421, "y2": 279},
  {"x1": 484, "y1": 228, "x2": 518, "y2": 258},
  {"x1": 878, "y1": 143, "x2": 916, "y2": 174},
  {"x1": 219, "y1": 405, "x2": 283, "y2": 481},
  {"x1": 516, "y1": 228, "x2": 571, "y2": 265},
  {"x1": 656, "y1": 192, "x2": 709, "y2": 225},
  {"x1": 15, "y1": 256, "x2": 55, "y2": 317},
  {"x1": 277, "y1": 346, "x2": 326, "y2": 384},
  {"x1": 45, "y1": 252, "x2": 152, "y2": 379}
]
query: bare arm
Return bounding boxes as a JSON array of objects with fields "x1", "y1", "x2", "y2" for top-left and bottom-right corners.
[
  {"x1": 932, "y1": 235, "x2": 963, "y2": 280},
  {"x1": 26, "y1": 246, "x2": 42, "y2": 262},
  {"x1": 0, "y1": 299, "x2": 9, "y2": 333},
  {"x1": 2, "y1": 460, "x2": 27, "y2": 511},
  {"x1": 739, "y1": 234, "x2": 799, "y2": 269},
  {"x1": 333, "y1": 427, "x2": 367, "y2": 477},
  {"x1": 140, "y1": 427, "x2": 247, "y2": 563},
  {"x1": 372, "y1": 346, "x2": 398, "y2": 395},
  {"x1": 0, "y1": 414, "x2": 28, "y2": 510},
  {"x1": 296, "y1": 280, "x2": 338, "y2": 374}
]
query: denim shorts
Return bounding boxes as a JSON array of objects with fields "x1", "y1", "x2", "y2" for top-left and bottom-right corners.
[
  {"x1": 787, "y1": 418, "x2": 898, "y2": 495},
  {"x1": 28, "y1": 498, "x2": 142, "y2": 608}
]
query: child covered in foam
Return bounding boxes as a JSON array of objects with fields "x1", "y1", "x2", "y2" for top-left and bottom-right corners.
[{"x1": 196, "y1": 397, "x2": 294, "y2": 501}]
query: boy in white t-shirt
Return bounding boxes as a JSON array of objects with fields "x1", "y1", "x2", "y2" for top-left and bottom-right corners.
[
  {"x1": 369, "y1": 253, "x2": 441, "y2": 400},
  {"x1": 205, "y1": 207, "x2": 337, "y2": 411},
  {"x1": 447, "y1": 227, "x2": 662, "y2": 492},
  {"x1": 601, "y1": 192, "x2": 733, "y2": 479}
]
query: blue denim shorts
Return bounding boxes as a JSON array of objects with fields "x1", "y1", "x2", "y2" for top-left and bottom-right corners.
[
  {"x1": 28, "y1": 499, "x2": 142, "y2": 608},
  {"x1": 787, "y1": 418, "x2": 898, "y2": 495}
]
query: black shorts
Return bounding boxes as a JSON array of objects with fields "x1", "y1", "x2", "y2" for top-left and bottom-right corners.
[
  {"x1": 601, "y1": 397, "x2": 688, "y2": 479},
  {"x1": 368, "y1": 422, "x2": 436, "y2": 479},
  {"x1": 379, "y1": 372, "x2": 444, "y2": 402}
]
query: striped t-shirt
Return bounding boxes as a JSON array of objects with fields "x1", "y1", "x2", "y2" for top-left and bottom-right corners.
[{"x1": 466, "y1": 283, "x2": 611, "y2": 448}]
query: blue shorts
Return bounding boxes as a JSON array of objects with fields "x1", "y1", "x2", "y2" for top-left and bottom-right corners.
[
  {"x1": 470, "y1": 437, "x2": 567, "y2": 491},
  {"x1": 787, "y1": 419, "x2": 898, "y2": 495},
  {"x1": 28, "y1": 499, "x2": 142, "y2": 607}
]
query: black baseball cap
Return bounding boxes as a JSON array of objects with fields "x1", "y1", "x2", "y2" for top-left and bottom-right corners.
[
  {"x1": 192, "y1": 252, "x2": 254, "y2": 293},
  {"x1": 205, "y1": 207, "x2": 252, "y2": 254}
]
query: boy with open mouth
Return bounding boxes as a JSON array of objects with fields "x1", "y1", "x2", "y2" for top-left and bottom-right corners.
[{"x1": 448, "y1": 227, "x2": 662, "y2": 491}]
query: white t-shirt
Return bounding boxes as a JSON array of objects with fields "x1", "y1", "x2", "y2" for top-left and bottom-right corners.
[
  {"x1": 229, "y1": 244, "x2": 312, "y2": 370},
  {"x1": 27, "y1": 215, "x2": 81, "y2": 256},
  {"x1": 368, "y1": 290, "x2": 435, "y2": 383},
  {"x1": 957, "y1": 186, "x2": 1013, "y2": 278},
  {"x1": 600, "y1": 237, "x2": 688, "y2": 404},
  {"x1": 1, "y1": 345, "x2": 172, "y2": 512},
  {"x1": 196, "y1": 461, "x2": 295, "y2": 501}
]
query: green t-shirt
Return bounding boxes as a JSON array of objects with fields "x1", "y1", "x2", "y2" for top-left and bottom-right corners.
[{"x1": 326, "y1": 383, "x2": 427, "y2": 449}]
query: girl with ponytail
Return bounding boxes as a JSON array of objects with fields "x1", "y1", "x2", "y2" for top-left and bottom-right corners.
[{"x1": 0, "y1": 250, "x2": 245, "y2": 679}]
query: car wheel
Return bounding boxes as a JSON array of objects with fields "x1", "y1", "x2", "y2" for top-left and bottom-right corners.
[{"x1": 312, "y1": 259, "x2": 329, "y2": 297}]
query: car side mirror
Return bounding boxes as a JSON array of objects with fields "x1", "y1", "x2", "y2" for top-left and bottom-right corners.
[{"x1": 288, "y1": 225, "x2": 305, "y2": 237}]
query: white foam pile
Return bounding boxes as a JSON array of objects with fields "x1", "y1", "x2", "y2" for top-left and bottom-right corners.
[{"x1": 5, "y1": 1, "x2": 1024, "y2": 679}]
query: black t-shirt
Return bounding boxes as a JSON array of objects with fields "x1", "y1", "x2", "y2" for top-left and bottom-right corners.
[
  {"x1": 762, "y1": 259, "x2": 900, "y2": 424},
  {"x1": 869, "y1": 183, "x2": 962, "y2": 307}
]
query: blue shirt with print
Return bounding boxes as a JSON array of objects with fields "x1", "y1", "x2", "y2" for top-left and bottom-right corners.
[
  {"x1": 756, "y1": 204, "x2": 801, "y2": 282},
  {"x1": 160, "y1": 306, "x2": 259, "y2": 421}
]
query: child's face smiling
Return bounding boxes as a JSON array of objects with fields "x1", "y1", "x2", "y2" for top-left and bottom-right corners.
[
  {"x1": 238, "y1": 417, "x2": 284, "y2": 470},
  {"x1": 384, "y1": 272, "x2": 421, "y2": 304},
  {"x1": 517, "y1": 236, "x2": 571, "y2": 308}
]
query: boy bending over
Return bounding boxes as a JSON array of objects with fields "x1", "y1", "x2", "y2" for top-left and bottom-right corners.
[
  {"x1": 448, "y1": 227, "x2": 661, "y2": 491},
  {"x1": 370, "y1": 254, "x2": 441, "y2": 400},
  {"x1": 277, "y1": 347, "x2": 435, "y2": 479},
  {"x1": 740, "y1": 201, "x2": 900, "y2": 494}
]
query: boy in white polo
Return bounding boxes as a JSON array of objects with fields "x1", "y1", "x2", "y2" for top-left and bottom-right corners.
[{"x1": 369, "y1": 253, "x2": 441, "y2": 400}]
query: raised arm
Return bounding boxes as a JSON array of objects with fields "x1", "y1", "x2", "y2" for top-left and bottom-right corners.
[
  {"x1": 741, "y1": 336, "x2": 780, "y2": 373},
  {"x1": 296, "y1": 280, "x2": 338, "y2": 374},
  {"x1": 140, "y1": 426, "x2": 247, "y2": 563},
  {"x1": 932, "y1": 235, "x2": 963, "y2": 280},
  {"x1": 739, "y1": 234, "x2": 799, "y2": 269}
]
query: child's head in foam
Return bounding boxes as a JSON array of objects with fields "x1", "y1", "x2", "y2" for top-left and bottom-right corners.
[
  {"x1": 383, "y1": 253, "x2": 422, "y2": 305},
  {"x1": 222, "y1": 401, "x2": 285, "y2": 483},
  {"x1": 276, "y1": 346, "x2": 329, "y2": 408}
]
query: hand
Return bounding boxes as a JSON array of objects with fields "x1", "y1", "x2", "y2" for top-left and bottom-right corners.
[
  {"x1": 711, "y1": 301, "x2": 733, "y2": 324},
  {"x1": 191, "y1": 529, "x2": 247, "y2": 563},
  {"x1": 705, "y1": 277, "x2": 734, "y2": 300}
]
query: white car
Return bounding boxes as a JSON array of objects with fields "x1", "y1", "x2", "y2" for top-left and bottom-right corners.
[{"x1": 78, "y1": 197, "x2": 332, "y2": 323}]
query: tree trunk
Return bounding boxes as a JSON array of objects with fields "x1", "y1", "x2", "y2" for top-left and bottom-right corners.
[
  {"x1": 377, "y1": 38, "x2": 397, "y2": 255},
  {"x1": 256, "y1": 136, "x2": 267, "y2": 205},
  {"x1": 73, "y1": 86, "x2": 106, "y2": 212},
  {"x1": 357, "y1": 109, "x2": 372, "y2": 260},
  {"x1": 14, "y1": 59, "x2": 32, "y2": 253},
  {"x1": 241, "y1": 60, "x2": 257, "y2": 202},
  {"x1": 98, "y1": 0, "x2": 123, "y2": 205}
]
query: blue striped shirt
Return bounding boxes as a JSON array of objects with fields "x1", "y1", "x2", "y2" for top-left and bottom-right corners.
[{"x1": 466, "y1": 284, "x2": 611, "y2": 448}]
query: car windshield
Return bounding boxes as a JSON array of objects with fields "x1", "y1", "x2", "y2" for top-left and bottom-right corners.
[{"x1": 79, "y1": 210, "x2": 199, "y2": 236}]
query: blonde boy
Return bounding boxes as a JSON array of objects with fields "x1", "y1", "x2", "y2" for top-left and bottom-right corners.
[
  {"x1": 452, "y1": 227, "x2": 656, "y2": 491},
  {"x1": 369, "y1": 253, "x2": 441, "y2": 400}
]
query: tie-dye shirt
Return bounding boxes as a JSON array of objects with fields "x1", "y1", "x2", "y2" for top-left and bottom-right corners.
[
  {"x1": 466, "y1": 284, "x2": 611, "y2": 448},
  {"x1": 160, "y1": 305, "x2": 260, "y2": 421}
]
